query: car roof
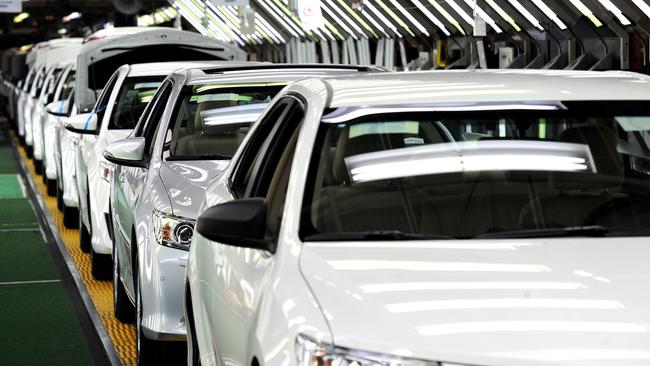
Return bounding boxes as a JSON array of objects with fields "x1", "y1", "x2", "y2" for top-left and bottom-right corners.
[
  {"x1": 185, "y1": 63, "x2": 385, "y2": 84},
  {"x1": 83, "y1": 26, "x2": 159, "y2": 43},
  {"x1": 311, "y1": 70, "x2": 650, "y2": 108},
  {"x1": 126, "y1": 61, "x2": 231, "y2": 77}
]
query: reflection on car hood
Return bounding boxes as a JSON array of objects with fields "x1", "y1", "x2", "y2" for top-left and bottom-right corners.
[
  {"x1": 300, "y1": 237, "x2": 650, "y2": 366},
  {"x1": 159, "y1": 160, "x2": 229, "y2": 219}
]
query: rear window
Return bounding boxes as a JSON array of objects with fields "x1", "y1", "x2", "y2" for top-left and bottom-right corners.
[{"x1": 301, "y1": 101, "x2": 650, "y2": 240}]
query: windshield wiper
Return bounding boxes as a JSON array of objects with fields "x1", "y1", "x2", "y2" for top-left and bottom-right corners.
[
  {"x1": 166, "y1": 154, "x2": 232, "y2": 161},
  {"x1": 474, "y1": 225, "x2": 609, "y2": 239},
  {"x1": 304, "y1": 230, "x2": 454, "y2": 241}
]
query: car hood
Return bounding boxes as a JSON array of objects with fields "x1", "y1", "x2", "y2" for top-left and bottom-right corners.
[
  {"x1": 158, "y1": 160, "x2": 229, "y2": 219},
  {"x1": 300, "y1": 237, "x2": 650, "y2": 366}
]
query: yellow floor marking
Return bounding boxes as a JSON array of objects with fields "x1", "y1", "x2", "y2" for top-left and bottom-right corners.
[{"x1": 17, "y1": 144, "x2": 136, "y2": 366}]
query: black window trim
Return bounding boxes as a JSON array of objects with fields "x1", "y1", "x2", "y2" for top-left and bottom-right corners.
[
  {"x1": 142, "y1": 79, "x2": 174, "y2": 162},
  {"x1": 229, "y1": 93, "x2": 306, "y2": 199}
]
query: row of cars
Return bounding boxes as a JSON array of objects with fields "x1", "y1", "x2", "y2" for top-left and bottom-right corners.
[{"x1": 4, "y1": 27, "x2": 650, "y2": 366}]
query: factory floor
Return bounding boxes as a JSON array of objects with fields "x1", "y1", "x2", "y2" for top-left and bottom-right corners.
[{"x1": 0, "y1": 122, "x2": 113, "y2": 365}]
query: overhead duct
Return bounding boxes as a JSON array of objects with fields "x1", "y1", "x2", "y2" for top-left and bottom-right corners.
[{"x1": 112, "y1": 0, "x2": 143, "y2": 15}]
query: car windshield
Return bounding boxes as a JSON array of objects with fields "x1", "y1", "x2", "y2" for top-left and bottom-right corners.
[
  {"x1": 108, "y1": 76, "x2": 163, "y2": 130},
  {"x1": 301, "y1": 101, "x2": 650, "y2": 241},
  {"x1": 162, "y1": 83, "x2": 284, "y2": 160}
]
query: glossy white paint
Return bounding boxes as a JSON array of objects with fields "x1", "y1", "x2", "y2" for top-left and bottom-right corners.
[
  {"x1": 77, "y1": 63, "x2": 215, "y2": 257},
  {"x1": 59, "y1": 124, "x2": 80, "y2": 208},
  {"x1": 75, "y1": 28, "x2": 246, "y2": 112},
  {"x1": 44, "y1": 63, "x2": 76, "y2": 181},
  {"x1": 186, "y1": 70, "x2": 650, "y2": 366},
  {"x1": 109, "y1": 64, "x2": 378, "y2": 347},
  {"x1": 32, "y1": 41, "x2": 82, "y2": 163}
]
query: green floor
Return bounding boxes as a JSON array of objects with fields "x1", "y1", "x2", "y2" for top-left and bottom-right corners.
[{"x1": 0, "y1": 128, "x2": 93, "y2": 365}]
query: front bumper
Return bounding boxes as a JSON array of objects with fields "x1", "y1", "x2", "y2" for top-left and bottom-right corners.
[{"x1": 140, "y1": 243, "x2": 188, "y2": 341}]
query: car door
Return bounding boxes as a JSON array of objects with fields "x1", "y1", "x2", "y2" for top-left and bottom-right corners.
[
  {"x1": 203, "y1": 95, "x2": 306, "y2": 365},
  {"x1": 77, "y1": 72, "x2": 121, "y2": 228},
  {"x1": 115, "y1": 80, "x2": 174, "y2": 297}
]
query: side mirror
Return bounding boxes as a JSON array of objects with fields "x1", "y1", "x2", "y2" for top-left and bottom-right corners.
[
  {"x1": 196, "y1": 198, "x2": 274, "y2": 253},
  {"x1": 46, "y1": 100, "x2": 69, "y2": 117},
  {"x1": 64, "y1": 112, "x2": 98, "y2": 134},
  {"x1": 103, "y1": 137, "x2": 147, "y2": 168}
]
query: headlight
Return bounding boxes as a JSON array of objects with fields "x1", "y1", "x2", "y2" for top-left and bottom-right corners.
[
  {"x1": 152, "y1": 210, "x2": 195, "y2": 251},
  {"x1": 296, "y1": 335, "x2": 470, "y2": 366},
  {"x1": 99, "y1": 161, "x2": 113, "y2": 183}
]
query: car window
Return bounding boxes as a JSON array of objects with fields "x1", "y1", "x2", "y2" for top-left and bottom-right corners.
[
  {"x1": 30, "y1": 69, "x2": 44, "y2": 95},
  {"x1": 230, "y1": 99, "x2": 292, "y2": 198},
  {"x1": 301, "y1": 101, "x2": 650, "y2": 240},
  {"x1": 162, "y1": 82, "x2": 284, "y2": 161},
  {"x1": 108, "y1": 76, "x2": 163, "y2": 130},
  {"x1": 132, "y1": 81, "x2": 169, "y2": 138},
  {"x1": 42, "y1": 68, "x2": 63, "y2": 102},
  {"x1": 251, "y1": 99, "x2": 305, "y2": 238},
  {"x1": 142, "y1": 81, "x2": 173, "y2": 159},
  {"x1": 92, "y1": 71, "x2": 120, "y2": 125},
  {"x1": 56, "y1": 68, "x2": 75, "y2": 102},
  {"x1": 248, "y1": 98, "x2": 305, "y2": 199}
]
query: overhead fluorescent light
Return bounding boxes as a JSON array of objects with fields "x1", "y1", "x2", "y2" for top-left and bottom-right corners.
[
  {"x1": 255, "y1": 13, "x2": 286, "y2": 43},
  {"x1": 485, "y1": 0, "x2": 522, "y2": 32},
  {"x1": 388, "y1": 0, "x2": 430, "y2": 36},
  {"x1": 631, "y1": 0, "x2": 650, "y2": 20},
  {"x1": 597, "y1": 0, "x2": 631, "y2": 25},
  {"x1": 446, "y1": 0, "x2": 475, "y2": 27},
  {"x1": 335, "y1": 0, "x2": 380, "y2": 38},
  {"x1": 323, "y1": 0, "x2": 366, "y2": 38},
  {"x1": 569, "y1": 0, "x2": 603, "y2": 27},
  {"x1": 63, "y1": 11, "x2": 82, "y2": 23},
  {"x1": 427, "y1": 0, "x2": 466, "y2": 35},
  {"x1": 321, "y1": 1, "x2": 360, "y2": 39},
  {"x1": 531, "y1": 0, "x2": 567, "y2": 29},
  {"x1": 462, "y1": 0, "x2": 502, "y2": 33},
  {"x1": 13, "y1": 12, "x2": 29, "y2": 24},
  {"x1": 506, "y1": 0, "x2": 544, "y2": 31},
  {"x1": 410, "y1": 0, "x2": 450, "y2": 36},
  {"x1": 257, "y1": 0, "x2": 302, "y2": 37},
  {"x1": 364, "y1": 1, "x2": 403, "y2": 38},
  {"x1": 359, "y1": 8, "x2": 391, "y2": 37},
  {"x1": 374, "y1": 0, "x2": 415, "y2": 36}
]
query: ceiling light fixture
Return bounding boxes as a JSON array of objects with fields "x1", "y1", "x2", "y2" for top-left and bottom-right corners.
[{"x1": 569, "y1": 0, "x2": 603, "y2": 27}]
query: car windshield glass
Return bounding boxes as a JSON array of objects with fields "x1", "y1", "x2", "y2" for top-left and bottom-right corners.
[
  {"x1": 162, "y1": 83, "x2": 284, "y2": 160},
  {"x1": 301, "y1": 101, "x2": 650, "y2": 241},
  {"x1": 59, "y1": 70, "x2": 75, "y2": 101},
  {"x1": 108, "y1": 76, "x2": 163, "y2": 130},
  {"x1": 41, "y1": 68, "x2": 63, "y2": 99}
]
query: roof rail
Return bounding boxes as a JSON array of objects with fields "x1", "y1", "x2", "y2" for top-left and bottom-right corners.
[{"x1": 201, "y1": 64, "x2": 386, "y2": 75}]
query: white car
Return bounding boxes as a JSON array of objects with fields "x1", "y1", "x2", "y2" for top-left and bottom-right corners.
[
  {"x1": 31, "y1": 40, "x2": 82, "y2": 175},
  {"x1": 187, "y1": 70, "x2": 650, "y2": 366},
  {"x1": 65, "y1": 62, "x2": 218, "y2": 279},
  {"x1": 103, "y1": 63, "x2": 382, "y2": 365},
  {"x1": 43, "y1": 62, "x2": 76, "y2": 198},
  {"x1": 17, "y1": 41, "x2": 49, "y2": 145},
  {"x1": 55, "y1": 26, "x2": 247, "y2": 229},
  {"x1": 22, "y1": 39, "x2": 81, "y2": 156}
]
